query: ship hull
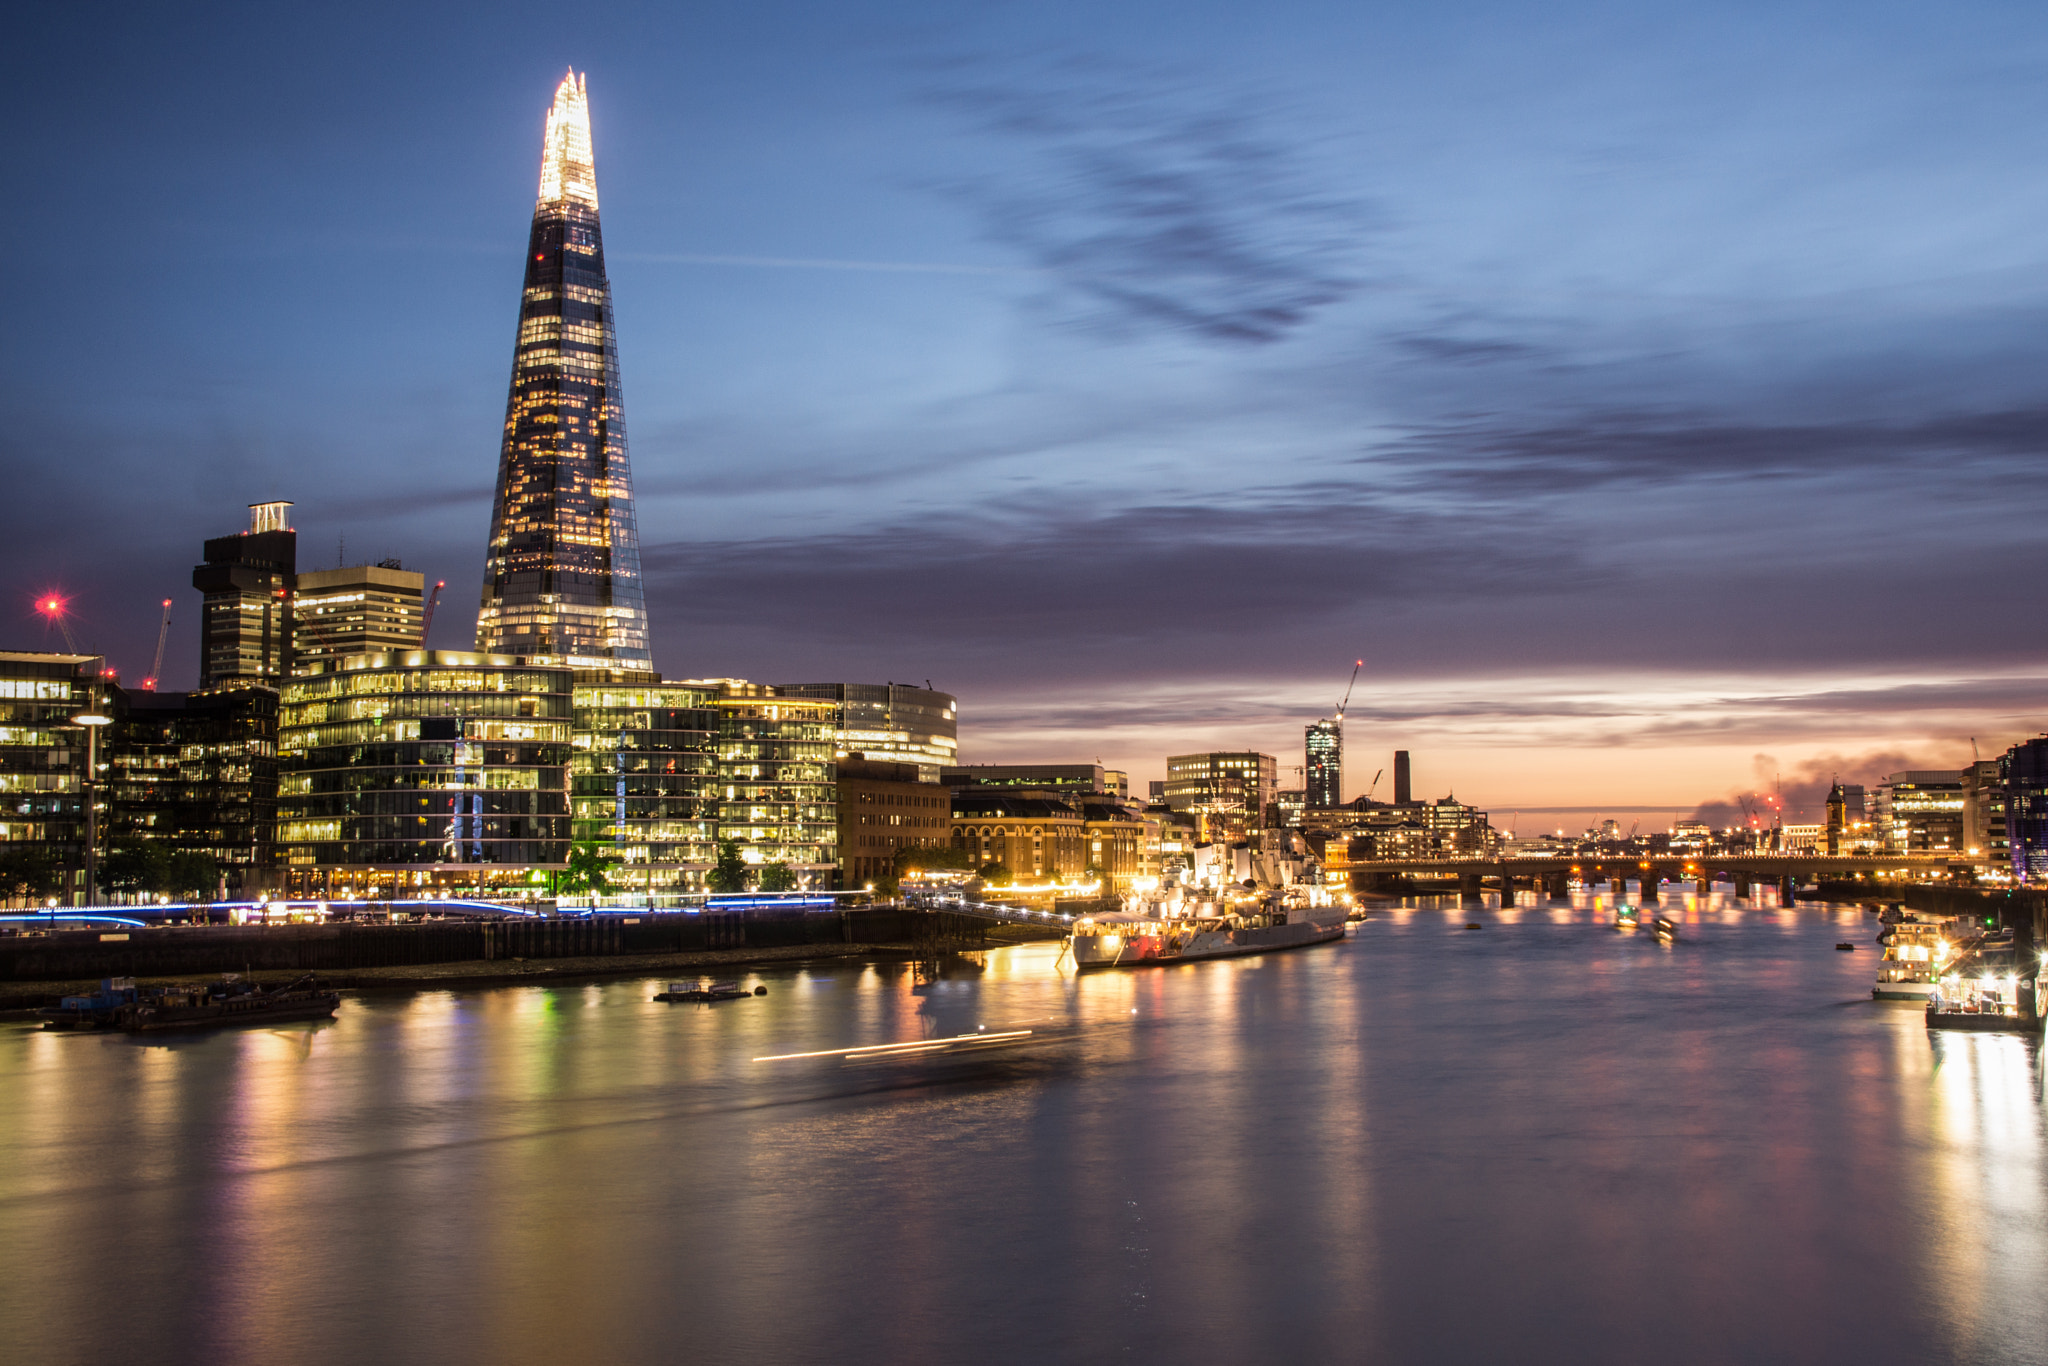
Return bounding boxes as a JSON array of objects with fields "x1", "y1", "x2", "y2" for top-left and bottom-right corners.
[{"x1": 1071, "y1": 916, "x2": 1345, "y2": 970}]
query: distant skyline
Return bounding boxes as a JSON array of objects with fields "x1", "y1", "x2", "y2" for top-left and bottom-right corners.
[{"x1": 8, "y1": 1, "x2": 2048, "y2": 818}]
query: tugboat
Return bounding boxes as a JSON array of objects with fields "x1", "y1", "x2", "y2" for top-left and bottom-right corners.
[
  {"x1": 1068, "y1": 894, "x2": 1345, "y2": 970},
  {"x1": 42, "y1": 974, "x2": 339, "y2": 1032}
]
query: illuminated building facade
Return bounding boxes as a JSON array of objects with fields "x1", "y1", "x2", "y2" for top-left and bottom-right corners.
[
  {"x1": 1162, "y1": 751, "x2": 1278, "y2": 842},
  {"x1": 1876, "y1": 771, "x2": 1965, "y2": 854},
  {"x1": 0, "y1": 652, "x2": 102, "y2": 904},
  {"x1": 1305, "y1": 719, "x2": 1341, "y2": 809},
  {"x1": 944, "y1": 763, "x2": 1108, "y2": 797},
  {"x1": 2003, "y1": 739, "x2": 2048, "y2": 882},
  {"x1": 950, "y1": 794, "x2": 1087, "y2": 882},
  {"x1": 714, "y1": 685, "x2": 837, "y2": 882},
  {"x1": 570, "y1": 680, "x2": 719, "y2": 893},
  {"x1": 109, "y1": 687, "x2": 278, "y2": 889},
  {"x1": 276, "y1": 652, "x2": 572, "y2": 894},
  {"x1": 294, "y1": 563, "x2": 426, "y2": 675},
  {"x1": 476, "y1": 72, "x2": 651, "y2": 670},
  {"x1": 779, "y1": 683, "x2": 957, "y2": 782},
  {"x1": 838, "y1": 755, "x2": 948, "y2": 887},
  {"x1": 193, "y1": 502, "x2": 296, "y2": 690}
]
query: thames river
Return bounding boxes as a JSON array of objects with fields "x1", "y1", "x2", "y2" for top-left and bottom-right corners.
[{"x1": 1, "y1": 894, "x2": 2043, "y2": 1365}]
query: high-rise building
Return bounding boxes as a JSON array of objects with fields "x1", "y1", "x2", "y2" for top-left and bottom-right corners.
[
  {"x1": 109, "y1": 686, "x2": 279, "y2": 890},
  {"x1": 1961, "y1": 758, "x2": 2009, "y2": 870},
  {"x1": 1393, "y1": 750, "x2": 1411, "y2": 805},
  {"x1": 2004, "y1": 739, "x2": 2048, "y2": 881},
  {"x1": 476, "y1": 72, "x2": 651, "y2": 671},
  {"x1": 1877, "y1": 771, "x2": 1965, "y2": 854},
  {"x1": 294, "y1": 562, "x2": 426, "y2": 675},
  {"x1": 777, "y1": 683, "x2": 958, "y2": 781},
  {"x1": 193, "y1": 502, "x2": 296, "y2": 690},
  {"x1": 1305, "y1": 720, "x2": 1341, "y2": 808}
]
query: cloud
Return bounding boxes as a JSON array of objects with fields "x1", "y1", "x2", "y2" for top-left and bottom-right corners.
[
  {"x1": 923, "y1": 55, "x2": 1369, "y2": 345},
  {"x1": 1689, "y1": 748, "x2": 1938, "y2": 827}
]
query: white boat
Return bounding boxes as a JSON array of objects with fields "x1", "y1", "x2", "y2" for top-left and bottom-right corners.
[
  {"x1": 1872, "y1": 917, "x2": 1957, "y2": 1000},
  {"x1": 1068, "y1": 900, "x2": 1347, "y2": 970}
]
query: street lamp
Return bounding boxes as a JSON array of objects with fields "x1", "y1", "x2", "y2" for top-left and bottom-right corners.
[{"x1": 70, "y1": 697, "x2": 111, "y2": 908}]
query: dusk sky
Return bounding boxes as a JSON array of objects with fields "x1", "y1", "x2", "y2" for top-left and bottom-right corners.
[{"x1": 9, "y1": 0, "x2": 2048, "y2": 828}]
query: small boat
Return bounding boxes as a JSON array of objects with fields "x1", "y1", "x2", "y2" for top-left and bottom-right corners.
[
  {"x1": 654, "y1": 980, "x2": 764, "y2": 1002},
  {"x1": 1614, "y1": 904, "x2": 1639, "y2": 930},
  {"x1": 43, "y1": 974, "x2": 339, "y2": 1032},
  {"x1": 1653, "y1": 917, "x2": 1677, "y2": 940},
  {"x1": 1835, "y1": 942, "x2": 1856, "y2": 951},
  {"x1": 1872, "y1": 916, "x2": 1962, "y2": 1000}
]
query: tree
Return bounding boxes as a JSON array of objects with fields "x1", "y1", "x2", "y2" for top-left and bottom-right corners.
[
  {"x1": 758, "y1": 861, "x2": 798, "y2": 892},
  {"x1": 894, "y1": 844, "x2": 972, "y2": 877},
  {"x1": 707, "y1": 838, "x2": 750, "y2": 894},
  {"x1": 559, "y1": 840, "x2": 623, "y2": 895},
  {"x1": 975, "y1": 862, "x2": 1013, "y2": 886},
  {"x1": 0, "y1": 845, "x2": 66, "y2": 905},
  {"x1": 98, "y1": 844, "x2": 170, "y2": 897},
  {"x1": 1082, "y1": 863, "x2": 1109, "y2": 889},
  {"x1": 165, "y1": 851, "x2": 219, "y2": 901}
]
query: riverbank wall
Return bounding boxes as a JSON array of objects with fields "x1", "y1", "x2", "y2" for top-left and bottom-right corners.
[
  {"x1": 1902, "y1": 885, "x2": 2047, "y2": 943},
  {"x1": 0, "y1": 907, "x2": 1023, "y2": 984}
]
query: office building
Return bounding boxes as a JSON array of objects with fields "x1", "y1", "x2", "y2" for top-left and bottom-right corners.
[
  {"x1": 1877, "y1": 771, "x2": 1965, "y2": 854},
  {"x1": 193, "y1": 502, "x2": 296, "y2": 690},
  {"x1": 713, "y1": 685, "x2": 837, "y2": 883},
  {"x1": 1273, "y1": 788, "x2": 1307, "y2": 829},
  {"x1": 1961, "y1": 759, "x2": 2009, "y2": 869},
  {"x1": 1161, "y1": 752, "x2": 1277, "y2": 842},
  {"x1": 1103, "y1": 770, "x2": 1130, "y2": 800},
  {"x1": 2004, "y1": 739, "x2": 2048, "y2": 881},
  {"x1": 778, "y1": 683, "x2": 957, "y2": 781},
  {"x1": 276, "y1": 652, "x2": 573, "y2": 895},
  {"x1": 945, "y1": 763, "x2": 1107, "y2": 797},
  {"x1": 0, "y1": 652, "x2": 103, "y2": 904},
  {"x1": 837, "y1": 754, "x2": 948, "y2": 887},
  {"x1": 571, "y1": 680, "x2": 719, "y2": 893},
  {"x1": 294, "y1": 562, "x2": 427, "y2": 675},
  {"x1": 1305, "y1": 719, "x2": 1341, "y2": 809},
  {"x1": 109, "y1": 687, "x2": 279, "y2": 891},
  {"x1": 476, "y1": 72, "x2": 652, "y2": 669}
]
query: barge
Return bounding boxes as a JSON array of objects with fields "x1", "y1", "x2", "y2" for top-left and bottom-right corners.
[{"x1": 42, "y1": 974, "x2": 339, "y2": 1032}]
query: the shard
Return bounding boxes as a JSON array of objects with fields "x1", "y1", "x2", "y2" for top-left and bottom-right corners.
[{"x1": 476, "y1": 71, "x2": 652, "y2": 670}]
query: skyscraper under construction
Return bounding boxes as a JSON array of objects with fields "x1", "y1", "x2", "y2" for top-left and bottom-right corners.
[{"x1": 476, "y1": 71, "x2": 652, "y2": 671}]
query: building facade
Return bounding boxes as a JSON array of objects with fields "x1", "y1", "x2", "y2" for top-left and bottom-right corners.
[
  {"x1": 944, "y1": 763, "x2": 1107, "y2": 797},
  {"x1": 1162, "y1": 751, "x2": 1278, "y2": 843},
  {"x1": 294, "y1": 563, "x2": 426, "y2": 674},
  {"x1": 476, "y1": 71, "x2": 651, "y2": 669},
  {"x1": 0, "y1": 652, "x2": 102, "y2": 905},
  {"x1": 193, "y1": 502, "x2": 296, "y2": 690},
  {"x1": 837, "y1": 755, "x2": 948, "y2": 887},
  {"x1": 713, "y1": 685, "x2": 837, "y2": 883},
  {"x1": 950, "y1": 793, "x2": 1088, "y2": 883},
  {"x1": 2004, "y1": 739, "x2": 2048, "y2": 882},
  {"x1": 1961, "y1": 758, "x2": 2009, "y2": 870},
  {"x1": 571, "y1": 680, "x2": 719, "y2": 893},
  {"x1": 1877, "y1": 771, "x2": 1965, "y2": 854},
  {"x1": 277, "y1": 652, "x2": 572, "y2": 895},
  {"x1": 779, "y1": 682, "x2": 958, "y2": 782},
  {"x1": 109, "y1": 687, "x2": 279, "y2": 890},
  {"x1": 1305, "y1": 720, "x2": 1341, "y2": 809}
]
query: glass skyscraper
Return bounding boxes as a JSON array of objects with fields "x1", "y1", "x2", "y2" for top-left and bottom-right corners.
[
  {"x1": 1305, "y1": 719, "x2": 1341, "y2": 809},
  {"x1": 477, "y1": 72, "x2": 652, "y2": 670}
]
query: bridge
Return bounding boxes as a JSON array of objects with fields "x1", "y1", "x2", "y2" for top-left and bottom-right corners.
[{"x1": 1349, "y1": 854, "x2": 1959, "y2": 906}]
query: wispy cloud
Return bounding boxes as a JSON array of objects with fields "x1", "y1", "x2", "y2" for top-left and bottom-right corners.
[{"x1": 619, "y1": 251, "x2": 1039, "y2": 277}]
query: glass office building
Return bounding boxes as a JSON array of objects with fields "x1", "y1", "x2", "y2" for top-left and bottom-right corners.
[
  {"x1": 714, "y1": 685, "x2": 837, "y2": 882},
  {"x1": 276, "y1": 652, "x2": 572, "y2": 895},
  {"x1": 571, "y1": 681, "x2": 719, "y2": 893},
  {"x1": 476, "y1": 71, "x2": 651, "y2": 670},
  {"x1": 776, "y1": 683, "x2": 958, "y2": 782},
  {"x1": 110, "y1": 687, "x2": 279, "y2": 886},
  {"x1": 0, "y1": 652, "x2": 102, "y2": 905}
]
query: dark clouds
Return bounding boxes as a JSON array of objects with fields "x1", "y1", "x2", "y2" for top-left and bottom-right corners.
[{"x1": 924, "y1": 56, "x2": 1368, "y2": 344}]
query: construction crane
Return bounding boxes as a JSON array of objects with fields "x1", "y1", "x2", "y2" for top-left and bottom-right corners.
[
  {"x1": 419, "y1": 580, "x2": 446, "y2": 647},
  {"x1": 1335, "y1": 659, "x2": 1363, "y2": 721},
  {"x1": 1365, "y1": 767, "x2": 1383, "y2": 799},
  {"x1": 141, "y1": 598, "x2": 172, "y2": 690}
]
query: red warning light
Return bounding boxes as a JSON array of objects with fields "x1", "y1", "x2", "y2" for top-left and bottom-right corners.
[{"x1": 37, "y1": 595, "x2": 63, "y2": 617}]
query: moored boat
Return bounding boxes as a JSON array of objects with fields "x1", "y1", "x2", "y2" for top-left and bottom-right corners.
[
  {"x1": 1067, "y1": 899, "x2": 1346, "y2": 970},
  {"x1": 43, "y1": 974, "x2": 339, "y2": 1032},
  {"x1": 1924, "y1": 930, "x2": 2041, "y2": 1032},
  {"x1": 1873, "y1": 916, "x2": 1963, "y2": 1001}
]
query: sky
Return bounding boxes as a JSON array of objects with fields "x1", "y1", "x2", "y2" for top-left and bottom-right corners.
[{"x1": 8, "y1": 0, "x2": 2048, "y2": 828}]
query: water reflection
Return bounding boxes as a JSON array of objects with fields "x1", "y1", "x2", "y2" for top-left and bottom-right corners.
[{"x1": 0, "y1": 897, "x2": 2044, "y2": 1364}]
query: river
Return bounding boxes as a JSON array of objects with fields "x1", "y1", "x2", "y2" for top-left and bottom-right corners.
[{"x1": 1, "y1": 893, "x2": 2043, "y2": 1365}]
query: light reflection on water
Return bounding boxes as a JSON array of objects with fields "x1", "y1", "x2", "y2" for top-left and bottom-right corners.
[{"x1": 0, "y1": 892, "x2": 2043, "y2": 1365}]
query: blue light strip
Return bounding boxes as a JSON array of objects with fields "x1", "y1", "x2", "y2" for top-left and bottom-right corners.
[{"x1": 0, "y1": 913, "x2": 147, "y2": 927}]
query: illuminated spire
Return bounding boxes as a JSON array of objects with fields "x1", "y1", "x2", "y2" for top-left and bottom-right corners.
[{"x1": 537, "y1": 69, "x2": 598, "y2": 209}]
